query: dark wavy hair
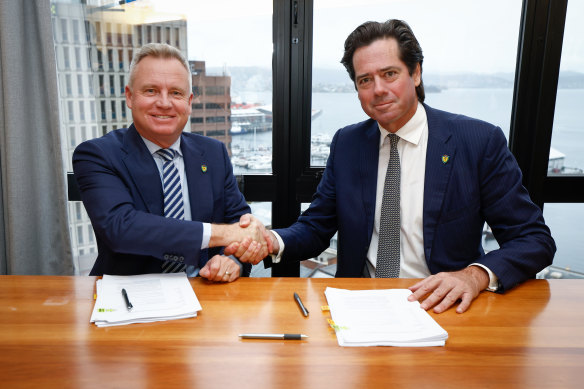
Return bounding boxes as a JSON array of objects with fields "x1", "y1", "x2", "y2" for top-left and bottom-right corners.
[{"x1": 340, "y1": 19, "x2": 425, "y2": 102}]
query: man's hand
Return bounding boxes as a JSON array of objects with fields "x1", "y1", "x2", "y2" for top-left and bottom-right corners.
[
  {"x1": 223, "y1": 214, "x2": 278, "y2": 265},
  {"x1": 199, "y1": 255, "x2": 241, "y2": 282},
  {"x1": 209, "y1": 214, "x2": 272, "y2": 260},
  {"x1": 407, "y1": 266, "x2": 490, "y2": 314}
]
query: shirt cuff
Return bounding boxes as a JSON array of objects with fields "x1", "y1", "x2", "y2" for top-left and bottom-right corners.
[
  {"x1": 270, "y1": 230, "x2": 285, "y2": 264},
  {"x1": 470, "y1": 263, "x2": 500, "y2": 292},
  {"x1": 201, "y1": 222, "x2": 211, "y2": 249}
]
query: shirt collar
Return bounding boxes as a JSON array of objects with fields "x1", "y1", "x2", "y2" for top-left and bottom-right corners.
[
  {"x1": 378, "y1": 101, "x2": 427, "y2": 147},
  {"x1": 141, "y1": 135, "x2": 183, "y2": 157}
]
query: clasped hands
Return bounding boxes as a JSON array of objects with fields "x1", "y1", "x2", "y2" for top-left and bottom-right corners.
[{"x1": 200, "y1": 214, "x2": 274, "y2": 282}]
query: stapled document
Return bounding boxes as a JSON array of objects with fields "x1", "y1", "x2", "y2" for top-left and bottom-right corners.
[
  {"x1": 324, "y1": 287, "x2": 448, "y2": 347},
  {"x1": 90, "y1": 273, "x2": 202, "y2": 327}
]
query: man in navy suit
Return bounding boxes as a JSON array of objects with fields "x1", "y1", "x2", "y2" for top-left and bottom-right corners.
[
  {"x1": 73, "y1": 43, "x2": 268, "y2": 281},
  {"x1": 231, "y1": 20, "x2": 555, "y2": 313}
]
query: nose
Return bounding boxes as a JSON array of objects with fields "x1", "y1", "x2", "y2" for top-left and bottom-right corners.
[
  {"x1": 156, "y1": 91, "x2": 172, "y2": 108},
  {"x1": 372, "y1": 76, "x2": 386, "y2": 96}
]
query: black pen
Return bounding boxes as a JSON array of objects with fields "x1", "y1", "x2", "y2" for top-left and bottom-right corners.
[
  {"x1": 294, "y1": 292, "x2": 309, "y2": 317},
  {"x1": 121, "y1": 288, "x2": 133, "y2": 311},
  {"x1": 239, "y1": 334, "x2": 308, "y2": 340}
]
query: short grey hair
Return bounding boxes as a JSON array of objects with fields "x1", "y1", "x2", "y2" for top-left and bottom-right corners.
[{"x1": 128, "y1": 43, "x2": 191, "y2": 89}]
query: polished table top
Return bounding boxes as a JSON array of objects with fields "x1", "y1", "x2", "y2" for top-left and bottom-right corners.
[{"x1": 0, "y1": 276, "x2": 583, "y2": 388}]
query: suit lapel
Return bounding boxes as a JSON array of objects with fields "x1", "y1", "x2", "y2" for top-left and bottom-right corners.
[
  {"x1": 423, "y1": 105, "x2": 456, "y2": 261},
  {"x1": 181, "y1": 134, "x2": 210, "y2": 221},
  {"x1": 360, "y1": 120, "x2": 381, "y2": 241},
  {"x1": 121, "y1": 125, "x2": 164, "y2": 215}
]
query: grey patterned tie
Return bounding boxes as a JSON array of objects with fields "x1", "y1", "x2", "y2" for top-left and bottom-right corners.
[
  {"x1": 156, "y1": 148, "x2": 186, "y2": 273},
  {"x1": 376, "y1": 133, "x2": 400, "y2": 278}
]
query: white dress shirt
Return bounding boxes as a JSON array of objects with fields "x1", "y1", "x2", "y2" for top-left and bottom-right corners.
[
  {"x1": 366, "y1": 102, "x2": 430, "y2": 278},
  {"x1": 141, "y1": 136, "x2": 211, "y2": 250}
]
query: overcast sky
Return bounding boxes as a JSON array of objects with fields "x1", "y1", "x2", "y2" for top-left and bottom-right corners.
[{"x1": 150, "y1": 0, "x2": 583, "y2": 74}]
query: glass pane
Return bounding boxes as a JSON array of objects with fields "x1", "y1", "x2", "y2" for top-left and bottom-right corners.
[
  {"x1": 541, "y1": 204, "x2": 584, "y2": 279},
  {"x1": 541, "y1": 1, "x2": 584, "y2": 280},
  {"x1": 298, "y1": 203, "x2": 337, "y2": 278},
  {"x1": 51, "y1": 0, "x2": 273, "y2": 273},
  {"x1": 549, "y1": 0, "x2": 584, "y2": 175},
  {"x1": 311, "y1": 0, "x2": 522, "y2": 166}
]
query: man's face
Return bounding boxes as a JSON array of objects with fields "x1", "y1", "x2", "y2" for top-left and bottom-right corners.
[
  {"x1": 353, "y1": 37, "x2": 421, "y2": 133},
  {"x1": 125, "y1": 56, "x2": 193, "y2": 148}
]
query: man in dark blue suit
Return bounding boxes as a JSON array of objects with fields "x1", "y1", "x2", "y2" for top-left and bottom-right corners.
[
  {"x1": 74, "y1": 43, "x2": 268, "y2": 281},
  {"x1": 231, "y1": 20, "x2": 555, "y2": 313}
]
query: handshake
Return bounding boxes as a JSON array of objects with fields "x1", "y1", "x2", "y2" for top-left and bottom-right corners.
[{"x1": 209, "y1": 213, "x2": 278, "y2": 265}]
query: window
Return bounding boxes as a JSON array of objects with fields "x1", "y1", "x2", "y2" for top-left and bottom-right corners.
[
  {"x1": 120, "y1": 75, "x2": 125, "y2": 94},
  {"x1": 60, "y1": 19, "x2": 68, "y2": 41},
  {"x1": 543, "y1": 0, "x2": 584, "y2": 279},
  {"x1": 72, "y1": 20, "x2": 79, "y2": 43},
  {"x1": 99, "y1": 75, "x2": 104, "y2": 96},
  {"x1": 205, "y1": 86, "x2": 225, "y2": 96},
  {"x1": 206, "y1": 116, "x2": 226, "y2": 123},
  {"x1": 77, "y1": 226, "x2": 83, "y2": 244},
  {"x1": 67, "y1": 101, "x2": 74, "y2": 121},
  {"x1": 65, "y1": 74, "x2": 72, "y2": 95},
  {"x1": 111, "y1": 101, "x2": 116, "y2": 120},
  {"x1": 69, "y1": 126, "x2": 76, "y2": 147},
  {"x1": 107, "y1": 49, "x2": 113, "y2": 70},
  {"x1": 63, "y1": 47, "x2": 70, "y2": 69},
  {"x1": 118, "y1": 49, "x2": 124, "y2": 70},
  {"x1": 77, "y1": 74, "x2": 83, "y2": 96},
  {"x1": 74, "y1": 47, "x2": 81, "y2": 69},
  {"x1": 79, "y1": 101, "x2": 85, "y2": 121}
]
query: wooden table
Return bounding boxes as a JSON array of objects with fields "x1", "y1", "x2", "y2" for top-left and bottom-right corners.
[{"x1": 0, "y1": 276, "x2": 583, "y2": 388}]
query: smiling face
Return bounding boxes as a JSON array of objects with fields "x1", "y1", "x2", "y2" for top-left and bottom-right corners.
[
  {"x1": 353, "y1": 37, "x2": 421, "y2": 133},
  {"x1": 125, "y1": 56, "x2": 193, "y2": 148}
]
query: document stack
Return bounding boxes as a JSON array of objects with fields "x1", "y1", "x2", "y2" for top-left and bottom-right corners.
[
  {"x1": 90, "y1": 273, "x2": 202, "y2": 327},
  {"x1": 324, "y1": 287, "x2": 448, "y2": 347}
]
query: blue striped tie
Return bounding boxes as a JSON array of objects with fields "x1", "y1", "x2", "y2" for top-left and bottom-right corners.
[{"x1": 156, "y1": 148, "x2": 186, "y2": 272}]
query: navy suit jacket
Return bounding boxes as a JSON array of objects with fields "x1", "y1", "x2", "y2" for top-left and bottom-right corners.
[
  {"x1": 275, "y1": 104, "x2": 555, "y2": 291},
  {"x1": 73, "y1": 125, "x2": 251, "y2": 276}
]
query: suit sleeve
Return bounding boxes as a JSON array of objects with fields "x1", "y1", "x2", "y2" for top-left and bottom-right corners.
[
  {"x1": 274, "y1": 131, "x2": 341, "y2": 262},
  {"x1": 73, "y1": 139, "x2": 204, "y2": 267},
  {"x1": 475, "y1": 128, "x2": 556, "y2": 291}
]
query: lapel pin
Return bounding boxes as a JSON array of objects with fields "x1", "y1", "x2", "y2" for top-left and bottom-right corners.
[
  {"x1": 201, "y1": 164, "x2": 208, "y2": 173},
  {"x1": 441, "y1": 155, "x2": 450, "y2": 164}
]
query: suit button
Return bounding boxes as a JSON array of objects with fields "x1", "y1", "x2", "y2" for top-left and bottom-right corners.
[
  {"x1": 173, "y1": 255, "x2": 179, "y2": 261},
  {"x1": 164, "y1": 254, "x2": 169, "y2": 260},
  {"x1": 179, "y1": 256, "x2": 185, "y2": 262}
]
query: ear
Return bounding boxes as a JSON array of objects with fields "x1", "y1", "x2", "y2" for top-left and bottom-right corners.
[
  {"x1": 125, "y1": 85, "x2": 133, "y2": 109},
  {"x1": 413, "y1": 63, "x2": 421, "y2": 87}
]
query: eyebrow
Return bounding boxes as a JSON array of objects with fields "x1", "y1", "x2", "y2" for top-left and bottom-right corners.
[{"x1": 356, "y1": 66, "x2": 399, "y2": 80}]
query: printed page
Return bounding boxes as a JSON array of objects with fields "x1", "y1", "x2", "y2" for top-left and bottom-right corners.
[
  {"x1": 90, "y1": 273, "x2": 202, "y2": 327},
  {"x1": 325, "y1": 287, "x2": 448, "y2": 347}
]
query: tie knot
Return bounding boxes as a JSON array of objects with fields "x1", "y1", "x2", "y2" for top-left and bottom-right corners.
[
  {"x1": 388, "y1": 133, "x2": 400, "y2": 148},
  {"x1": 156, "y1": 148, "x2": 178, "y2": 162}
]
